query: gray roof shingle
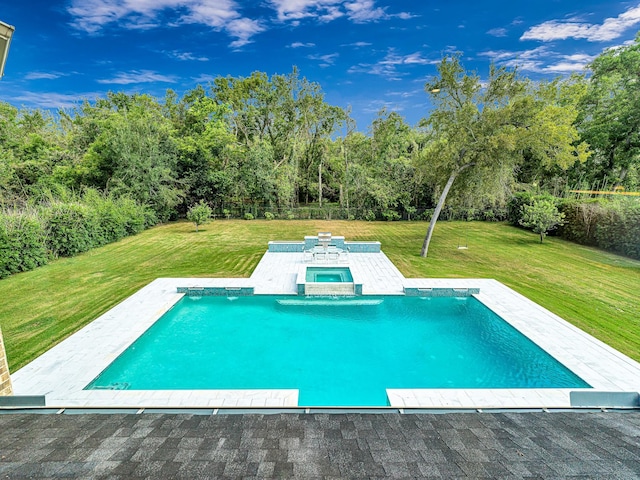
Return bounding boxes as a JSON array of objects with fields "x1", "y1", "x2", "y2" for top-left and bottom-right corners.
[{"x1": 0, "y1": 412, "x2": 639, "y2": 478}]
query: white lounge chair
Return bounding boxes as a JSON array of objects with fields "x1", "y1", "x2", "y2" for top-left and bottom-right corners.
[
  {"x1": 303, "y1": 249, "x2": 314, "y2": 263},
  {"x1": 314, "y1": 251, "x2": 327, "y2": 263}
]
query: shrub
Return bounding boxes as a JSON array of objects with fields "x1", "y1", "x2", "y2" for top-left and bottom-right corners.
[
  {"x1": 507, "y1": 192, "x2": 558, "y2": 226},
  {"x1": 0, "y1": 191, "x2": 152, "y2": 280},
  {"x1": 264, "y1": 211, "x2": 275, "y2": 220},
  {"x1": 43, "y1": 202, "x2": 95, "y2": 257},
  {"x1": 557, "y1": 199, "x2": 601, "y2": 245},
  {"x1": 553, "y1": 197, "x2": 639, "y2": 260},
  {"x1": 0, "y1": 212, "x2": 48, "y2": 278},
  {"x1": 118, "y1": 197, "x2": 149, "y2": 233},
  {"x1": 142, "y1": 208, "x2": 158, "y2": 228},
  {"x1": 243, "y1": 212, "x2": 254, "y2": 220},
  {"x1": 363, "y1": 210, "x2": 376, "y2": 221},
  {"x1": 82, "y1": 190, "x2": 126, "y2": 246},
  {"x1": 421, "y1": 209, "x2": 434, "y2": 221},
  {"x1": 593, "y1": 201, "x2": 640, "y2": 259},
  {"x1": 381, "y1": 209, "x2": 400, "y2": 221}
]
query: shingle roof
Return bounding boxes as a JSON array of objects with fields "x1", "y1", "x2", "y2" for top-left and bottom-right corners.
[{"x1": 1, "y1": 411, "x2": 639, "y2": 478}]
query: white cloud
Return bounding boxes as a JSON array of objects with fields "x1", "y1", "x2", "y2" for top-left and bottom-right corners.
[
  {"x1": 308, "y1": 53, "x2": 339, "y2": 67},
  {"x1": 381, "y1": 51, "x2": 434, "y2": 66},
  {"x1": 480, "y1": 46, "x2": 550, "y2": 63},
  {"x1": 362, "y1": 99, "x2": 404, "y2": 113},
  {"x1": 269, "y1": 0, "x2": 339, "y2": 21},
  {"x1": 289, "y1": 42, "x2": 316, "y2": 48},
  {"x1": 319, "y1": 6, "x2": 344, "y2": 22},
  {"x1": 395, "y1": 12, "x2": 415, "y2": 20},
  {"x1": 268, "y1": 0, "x2": 409, "y2": 24},
  {"x1": 24, "y1": 72, "x2": 67, "y2": 80},
  {"x1": 349, "y1": 50, "x2": 436, "y2": 80},
  {"x1": 345, "y1": 0, "x2": 386, "y2": 23},
  {"x1": 541, "y1": 53, "x2": 596, "y2": 72},
  {"x1": 192, "y1": 74, "x2": 218, "y2": 83},
  {"x1": 348, "y1": 63, "x2": 401, "y2": 80},
  {"x1": 386, "y1": 89, "x2": 421, "y2": 98},
  {"x1": 342, "y1": 41, "x2": 372, "y2": 47},
  {"x1": 487, "y1": 27, "x2": 508, "y2": 37},
  {"x1": 13, "y1": 92, "x2": 91, "y2": 109},
  {"x1": 479, "y1": 47, "x2": 595, "y2": 73},
  {"x1": 227, "y1": 18, "x2": 264, "y2": 48},
  {"x1": 166, "y1": 50, "x2": 208, "y2": 61},
  {"x1": 521, "y1": 4, "x2": 640, "y2": 42},
  {"x1": 67, "y1": 0, "x2": 262, "y2": 48},
  {"x1": 97, "y1": 70, "x2": 178, "y2": 84}
]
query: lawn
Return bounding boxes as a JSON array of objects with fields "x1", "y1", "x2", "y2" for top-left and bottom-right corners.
[{"x1": 1, "y1": 220, "x2": 639, "y2": 371}]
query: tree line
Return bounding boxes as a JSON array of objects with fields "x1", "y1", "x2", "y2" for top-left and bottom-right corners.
[
  {"x1": 1, "y1": 68, "x2": 426, "y2": 223},
  {"x1": 1, "y1": 37, "x2": 639, "y2": 263}
]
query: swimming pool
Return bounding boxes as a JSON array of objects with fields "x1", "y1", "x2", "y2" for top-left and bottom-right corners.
[{"x1": 86, "y1": 295, "x2": 590, "y2": 406}]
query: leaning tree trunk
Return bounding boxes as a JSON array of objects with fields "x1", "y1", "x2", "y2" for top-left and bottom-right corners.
[
  {"x1": 420, "y1": 162, "x2": 475, "y2": 257},
  {"x1": 318, "y1": 162, "x2": 322, "y2": 208}
]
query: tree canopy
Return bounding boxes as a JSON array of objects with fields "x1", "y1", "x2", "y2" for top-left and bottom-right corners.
[{"x1": 578, "y1": 34, "x2": 640, "y2": 189}]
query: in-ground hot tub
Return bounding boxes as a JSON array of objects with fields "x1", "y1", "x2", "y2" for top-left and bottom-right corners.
[
  {"x1": 306, "y1": 267, "x2": 353, "y2": 283},
  {"x1": 297, "y1": 266, "x2": 361, "y2": 295}
]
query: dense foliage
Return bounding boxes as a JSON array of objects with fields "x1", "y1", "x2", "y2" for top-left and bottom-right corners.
[
  {"x1": 2, "y1": 37, "x2": 640, "y2": 274},
  {"x1": 0, "y1": 190, "x2": 151, "y2": 278},
  {"x1": 560, "y1": 199, "x2": 640, "y2": 259},
  {"x1": 508, "y1": 194, "x2": 640, "y2": 259}
]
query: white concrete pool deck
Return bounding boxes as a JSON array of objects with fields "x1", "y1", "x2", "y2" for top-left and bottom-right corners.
[{"x1": 11, "y1": 249, "x2": 640, "y2": 409}]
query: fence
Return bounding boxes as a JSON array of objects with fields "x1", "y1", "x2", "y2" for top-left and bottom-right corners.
[{"x1": 211, "y1": 204, "x2": 508, "y2": 222}]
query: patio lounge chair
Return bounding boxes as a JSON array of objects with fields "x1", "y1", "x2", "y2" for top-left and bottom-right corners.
[{"x1": 314, "y1": 251, "x2": 327, "y2": 263}]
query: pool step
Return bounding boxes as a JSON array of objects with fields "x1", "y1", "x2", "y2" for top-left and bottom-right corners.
[{"x1": 277, "y1": 298, "x2": 384, "y2": 306}]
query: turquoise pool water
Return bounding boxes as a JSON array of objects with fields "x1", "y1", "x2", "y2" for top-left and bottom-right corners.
[
  {"x1": 306, "y1": 267, "x2": 353, "y2": 282},
  {"x1": 86, "y1": 296, "x2": 590, "y2": 406}
]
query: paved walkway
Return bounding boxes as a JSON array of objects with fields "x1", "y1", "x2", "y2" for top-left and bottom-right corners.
[
  {"x1": 250, "y1": 251, "x2": 406, "y2": 295},
  {"x1": 0, "y1": 411, "x2": 639, "y2": 478}
]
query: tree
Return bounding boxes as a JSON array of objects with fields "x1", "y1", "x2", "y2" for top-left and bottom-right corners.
[
  {"x1": 168, "y1": 89, "x2": 234, "y2": 212},
  {"x1": 578, "y1": 34, "x2": 640, "y2": 189},
  {"x1": 210, "y1": 69, "x2": 346, "y2": 210},
  {"x1": 520, "y1": 199, "x2": 564, "y2": 243},
  {"x1": 78, "y1": 93, "x2": 183, "y2": 221},
  {"x1": 418, "y1": 56, "x2": 589, "y2": 257},
  {"x1": 186, "y1": 200, "x2": 212, "y2": 232}
]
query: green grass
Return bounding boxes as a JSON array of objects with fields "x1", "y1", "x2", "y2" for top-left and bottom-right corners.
[{"x1": 1, "y1": 220, "x2": 639, "y2": 370}]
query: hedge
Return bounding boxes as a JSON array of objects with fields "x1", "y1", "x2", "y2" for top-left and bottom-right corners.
[
  {"x1": 510, "y1": 193, "x2": 640, "y2": 260},
  {"x1": 0, "y1": 192, "x2": 153, "y2": 279},
  {"x1": 0, "y1": 212, "x2": 48, "y2": 279}
]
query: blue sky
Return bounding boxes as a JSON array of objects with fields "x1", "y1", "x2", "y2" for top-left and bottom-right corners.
[{"x1": 2, "y1": 1, "x2": 640, "y2": 130}]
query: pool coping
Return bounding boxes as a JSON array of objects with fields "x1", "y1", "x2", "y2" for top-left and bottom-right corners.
[{"x1": 10, "y1": 250, "x2": 640, "y2": 409}]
